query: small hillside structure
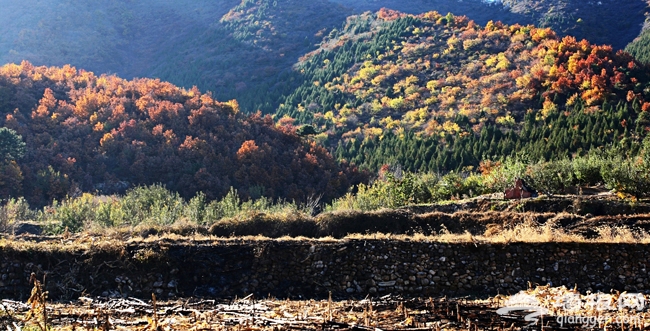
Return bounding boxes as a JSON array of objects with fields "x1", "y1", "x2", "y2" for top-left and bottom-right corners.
[{"x1": 504, "y1": 178, "x2": 537, "y2": 199}]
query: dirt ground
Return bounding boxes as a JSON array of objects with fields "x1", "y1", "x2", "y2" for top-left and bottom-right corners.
[
  {"x1": 5, "y1": 295, "x2": 650, "y2": 331},
  {"x1": 1, "y1": 292, "x2": 647, "y2": 331}
]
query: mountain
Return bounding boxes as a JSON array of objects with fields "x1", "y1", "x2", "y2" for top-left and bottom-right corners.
[
  {"x1": 0, "y1": 62, "x2": 363, "y2": 206},
  {"x1": 332, "y1": 0, "x2": 649, "y2": 50},
  {"x1": 0, "y1": 0, "x2": 647, "y2": 116},
  {"x1": 0, "y1": 0, "x2": 237, "y2": 78},
  {"x1": 0, "y1": 0, "x2": 351, "y2": 114},
  {"x1": 2, "y1": 0, "x2": 650, "y2": 203},
  {"x1": 495, "y1": 0, "x2": 647, "y2": 50},
  {"x1": 275, "y1": 11, "x2": 650, "y2": 171},
  {"x1": 627, "y1": 28, "x2": 650, "y2": 65}
]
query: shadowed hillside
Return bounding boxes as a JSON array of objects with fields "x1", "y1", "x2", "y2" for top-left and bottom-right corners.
[
  {"x1": 0, "y1": 0, "x2": 647, "y2": 115},
  {"x1": 0, "y1": 0, "x2": 351, "y2": 114}
]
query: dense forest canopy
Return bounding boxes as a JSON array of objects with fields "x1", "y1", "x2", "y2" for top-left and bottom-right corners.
[
  {"x1": 0, "y1": 62, "x2": 364, "y2": 206},
  {"x1": 1, "y1": 1, "x2": 650, "y2": 205},
  {"x1": 627, "y1": 28, "x2": 650, "y2": 66},
  {"x1": 275, "y1": 10, "x2": 650, "y2": 172}
]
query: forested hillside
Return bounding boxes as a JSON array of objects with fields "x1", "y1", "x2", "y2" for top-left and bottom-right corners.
[
  {"x1": 275, "y1": 10, "x2": 650, "y2": 172},
  {"x1": 0, "y1": 0, "x2": 351, "y2": 114},
  {"x1": 2, "y1": 0, "x2": 650, "y2": 206},
  {"x1": 627, "y1": 29, "x2": 650, "y2": 66},
  {"x1": 497, "y1": 0, "x2": 648, "y2": 49},
  {"x1": 332, "y1": 0, "x2": 649, "y2": 50},
  {"x1": 0, "y1": 0, "x2": 647, "y2": 116},
  {"x1": 0, "y1": 62, "x2": 363, "y2": 206}
]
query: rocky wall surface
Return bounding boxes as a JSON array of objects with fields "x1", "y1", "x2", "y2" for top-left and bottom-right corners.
[{"x1": 0, "y1": 239, "x2": 648, "y2": 300}]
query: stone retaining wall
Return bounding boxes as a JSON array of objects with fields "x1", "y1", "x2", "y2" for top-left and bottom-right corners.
[{"x1": 0, "y1": 239, "x2": 648, "y2": 300}]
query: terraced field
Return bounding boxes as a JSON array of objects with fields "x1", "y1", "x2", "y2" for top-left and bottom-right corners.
[{"x1": 1, "y1": 194, "x2": 650, "y2": 330}]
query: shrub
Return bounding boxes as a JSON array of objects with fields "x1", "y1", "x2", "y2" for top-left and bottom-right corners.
[
  {"x1": 216, "y1": 187, "x2": 242, "y2": 219},
  {"x1": 3, "y1": 197, "x2": 34, "y2": 222},
  {"x1": 327, "y1": 171, "x2": 436, "y2": 211},
  {"x1": 45, "y1": 193, "x2": 96, "y2": 233},
  {"x1": 200, "y1": 187, "x2": 307, "y2": 224},
  {"x1": 0, "y1": 197, "x2": 35, "y2": 232},
  {"x1": 119, "y1": 184, "x2": 185, "y2": 226},
  {"x1": 601, "y1": 156, "x2": 650, "y2": 197},
  {"x1": 432, "y1": 172, "x2": 484, "y2": 201},
  {"x1": 571, "y1": 153, "x2": 605, "y2": 186},
  {"x1": 93, "y1": 197, "x2": 125, "y2": 228},
  {"x1": 527, "y1": 159, "x2": 574, "y2": 195},
  {"x1": 481, "y1": 157, "x2": 527, "y2": 192},
  {"x1": 184, "y1": 192, "x2": 207, "y2": 224}
]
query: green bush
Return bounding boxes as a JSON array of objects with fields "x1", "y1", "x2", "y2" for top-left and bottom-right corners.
[
  {"x1": 92, "y1": 197, "x2": 126, "y2": 227},
  {"x1": 432, "y1": 172, "x2": 484, "y2": 201},
  {"x1": 184, "y1": 192, "x2": 207, "y2": 224},
  {"x1": 45, "y1": 194, "x2": 96, "y2": 233},
  {"x1": 482, "y1": 157, "x2": 527, "y2": 192},
  {"x1": 527, "y1": 159, "x2": 574, "y2": 195},
  {"x1": 0, "y1": 197, "x2": 35, "y2": 232},
  {"x1": 201, "y1": 187, "x2": 307, "y2": 224},
  {"x1": 119, "y1": 184, "x2": 185, "y2": 226},
  {"x1": 327, "y1": 170, "x2": 487, "y2": 212},
  {"x1": 219, "y1": 187, "x2": 242, "y2": 218},
  {"x1": 571, "y1": 153, "x2": 605, "y2": 186},
  {"x1": 327, "y1": 172, "x2": 436, "y2": 211},
  {"x1": 596, "y1": 137, "x2": 650, "y2": 197},
  {"x1": 39, "y1": 185, "x2": 193, "y2": 232},
  {"x1": 601, "y1": 156, "x2": 650, "y2": 196},
  {"x1": 2, "y1": 197, "x2": 35, "y2": 222}
]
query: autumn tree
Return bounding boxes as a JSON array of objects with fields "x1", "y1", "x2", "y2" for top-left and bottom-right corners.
[{"x1": 0, "y1": 61, "x2": 361, "y2": 205}]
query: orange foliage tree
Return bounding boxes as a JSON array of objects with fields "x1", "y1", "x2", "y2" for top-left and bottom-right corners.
[{"x1": 0, "y1": 62, "x2": 365, "y2": 206}]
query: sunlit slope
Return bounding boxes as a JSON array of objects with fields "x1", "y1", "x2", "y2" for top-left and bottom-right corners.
[
  {"x1": 276, "y1": 11, "x2": 650, "y2": 171},
  {"x1": 332, "y1": 0, "x2": 648, "y2": 50},
  {"x1": 0, "y1": 62, "x2": 361, "y2": 206}
]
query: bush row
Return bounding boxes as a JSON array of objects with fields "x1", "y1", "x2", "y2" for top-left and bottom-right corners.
[
  {"x1": 0, "y1": 185, "x2": 311, "y2": 234},
  {"x1": 328, "y1": 144, "x2": 650, "y2": 211},
  {"x1": 1, "y1": 144, "x2": 650, "y2": 234}
]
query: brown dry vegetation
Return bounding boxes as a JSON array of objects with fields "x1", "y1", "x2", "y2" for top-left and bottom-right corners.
[
  {"x1": 0, "y1": 295, "x2": 555, "y2": 330},
  {"x1": 1, "y1": 285, "x2": 648, "y2": 330},
  {"x1": 198, "y1": 194, "x2": 650, "y2": 242},
  {"x1": 5, "y1": 194, "x2": 650, "y2": 246}
]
